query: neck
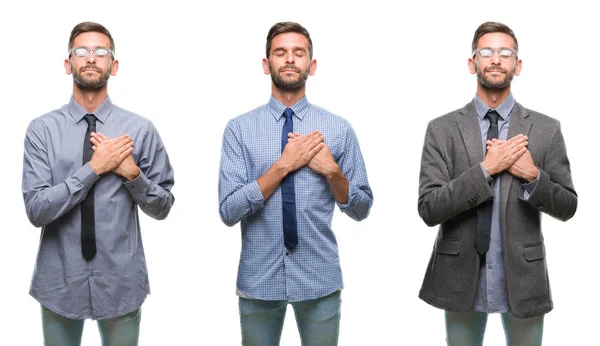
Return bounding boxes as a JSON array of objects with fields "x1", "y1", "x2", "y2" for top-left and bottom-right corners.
[
  {"x1": 271, "y1": 84, "x2": 306, "y2": 107},
  {"x1": 72, "y1": 85, "x2": 108, "y2": 113},
  {"x1": 476, "y1": 84, "x2": 511, "y2": 109}
]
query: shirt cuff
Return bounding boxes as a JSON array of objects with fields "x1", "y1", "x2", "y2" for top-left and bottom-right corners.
[
  {"x1": 337, "y1": 183, "x2": 358, "y2": 210},
  {"x1": 72, "y1": 163, "x2": 100, "y2": 191},
  {"x1": 479, "y1": 163, "x2": 493, "y2": 183},
  {"x1": 123, "y1": 170, "x2": 150, "y2": 196},
  {"x1": 521, "y1": 169, "x2": 541, "y2": 200},
  {"x1": 244, "y1": 181, "x2": 264, "y2": 213}
]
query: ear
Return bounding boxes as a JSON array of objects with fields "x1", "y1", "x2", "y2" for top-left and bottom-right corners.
[
  {"x1": 468, "y1": 57, "x2": 476, "y2": 75},
  {"x1": 64, "y1": 58, "x2": 72, "y2": 75},
  {"x1": 308, "y1": 59, "x2": 317, "y2": 76},
  {"x1": 514, "y1": 58, "x2": 522, "y2": 76},
  {"x1": 262, "y1": 58, "x2": 270, "y2": 75},
  {"x1": 110, "y1": 59, "x2": 119, "y2": 76}
]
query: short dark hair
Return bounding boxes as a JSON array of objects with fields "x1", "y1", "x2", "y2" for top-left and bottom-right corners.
[
  {"x1": 68, "y1": 22, "x2": 115, "y2": 53},
  {"x1": 266, "y1": 22, "x2": 313, "y2": 59},
  {"x1": 471, "y1": 21, "x2": 518, "y2": 54}
]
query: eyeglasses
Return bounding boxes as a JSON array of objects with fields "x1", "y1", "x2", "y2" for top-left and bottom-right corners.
[
  {"x1": 69, "y1": 47, "x2": 114, "y2": 59},
  {"x1": 472, "y1": 48, "x2": 517, "y2": 61}
]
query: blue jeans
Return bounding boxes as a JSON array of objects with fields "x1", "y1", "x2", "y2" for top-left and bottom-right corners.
[
  {"x1": 41, "y1": 306, "x2": 141, "y2": 346},
  {"x1": 445, "y1": 310, "x2": 544, "y2": 346},
  {"x1": 239, "y1": 290, "x2": 342, "y2": 346}
]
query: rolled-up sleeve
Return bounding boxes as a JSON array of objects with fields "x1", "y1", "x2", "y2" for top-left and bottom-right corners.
[
  {"x1": 218, "y1": 120, "x2": 264, "y2": 227},
  {"x1": 336, "y1": 124, "x2": 373, "y2": 221}
]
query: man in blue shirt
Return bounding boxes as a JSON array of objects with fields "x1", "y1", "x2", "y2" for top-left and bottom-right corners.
[
  {"x1": 22, "y1": 22, "x2": 174, "y2": 346},
  {"x1": 417, "y1": 22, "x2": 576, "y2": 345},
  {"x1": 219, "y1": 21, "x2": 373, "y2": 345}
]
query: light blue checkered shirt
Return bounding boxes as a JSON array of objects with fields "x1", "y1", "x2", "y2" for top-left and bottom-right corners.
[{"x1": 219, "y1": 96, "x2": 373, "y2": 302}]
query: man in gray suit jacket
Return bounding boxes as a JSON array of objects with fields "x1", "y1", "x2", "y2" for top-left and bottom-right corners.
[{"x1": 418, "y1": 22, "x2": 577, "y2": 346}]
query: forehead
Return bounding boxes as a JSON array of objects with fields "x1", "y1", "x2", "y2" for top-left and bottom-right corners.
[
  {"x1": 477, "y1": 32, "x2": 515, "y2": 49},
  {"x1": 72, "y1": 32, "x2": 111, "y2": 48},
  {"x1": 270, "y1": 32, "x2": 309, "y2": 51}
]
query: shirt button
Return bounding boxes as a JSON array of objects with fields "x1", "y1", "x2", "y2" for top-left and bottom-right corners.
[
  {"x1": 285, "y1": 252, "x2": 289, "y2": 256},
  {"x1": 90, "y1": 272, "x2": 95, "y2": 276},
  {"x1": 487, "y1": 264, "x2": 493, "y2": 269}
]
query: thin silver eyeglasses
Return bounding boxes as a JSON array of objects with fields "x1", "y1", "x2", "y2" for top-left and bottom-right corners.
[
  {"x1": 472, "y1": 48, "x2": 517, "y2": 61},
  {"x1": 69, "y1": 47, "x2": 114, "y2": 59}
]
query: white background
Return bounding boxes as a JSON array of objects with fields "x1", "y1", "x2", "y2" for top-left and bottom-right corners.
[{"x1": 0, "y1": 0, "x2": 596, "y2": 345}]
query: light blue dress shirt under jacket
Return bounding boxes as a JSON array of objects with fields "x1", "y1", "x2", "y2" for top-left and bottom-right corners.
[
  {"x1": 22, "y1": 96, "x2": 175, "y2": 320},
  {"x1": 219, "y1": 96, "x2": 373, "y2": 302},
  {"x1": 473, "y1": 93, "x2": 538, "y2": 313}
]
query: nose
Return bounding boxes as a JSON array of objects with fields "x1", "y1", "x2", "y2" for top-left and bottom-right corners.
[
  {"x1": 490, "y1": 51, "x2": 501, "y2": 64},
  {"x1": 86, "y1": 50, "x2": 96, "y2": 64},
  {"x1": 285, "y1": 51, "x2": 294, "y2": 64}
]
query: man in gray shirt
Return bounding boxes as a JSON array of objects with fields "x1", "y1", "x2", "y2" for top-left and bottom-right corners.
[{"x1": 22, "y1": 22, "x2": 174, "y2": 346}]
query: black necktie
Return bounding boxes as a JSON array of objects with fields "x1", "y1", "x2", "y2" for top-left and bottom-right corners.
[
  {"x1": 81, "y1": 114, "x2": 97, "y2": 260},
  {"x1": 476, "y1": 110, "x2": 499, "y2": 255},
  {"x1": 281, "y1": 108, "x2": 298, "y2": 250}
]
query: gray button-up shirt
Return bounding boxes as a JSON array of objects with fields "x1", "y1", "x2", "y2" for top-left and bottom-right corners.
[
  {"x1": 22, "y1": 96, "x2": 175, "y2": 320},
  {"x1": 473, "y1": 93, "x2": 538, "y2": 313}
]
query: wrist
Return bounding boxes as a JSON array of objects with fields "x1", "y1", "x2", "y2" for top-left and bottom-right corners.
[
  {"x1": 274, "y1": 159, "x2": 292, "y2": 178},
  {"x1": 325, "y1": 164, "x2": 342, "y2": 181},
  {"x1": 124, "y1": 167, "x2": 140, "y2": 181},
  {"x1": 89, "y1": 162, "x2": 104, "y2": 175},
  {"x1": 524, "y1": 167, "x2": 539, "y2": 183}
]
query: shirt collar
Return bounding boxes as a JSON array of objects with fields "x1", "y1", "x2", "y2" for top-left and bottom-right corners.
[
  {"x1": 474, "y1": 92, "x2": 515, "y2": 121},
  {"x1": 68, "y1": 95, "x2": 113, "y2": 124},
  {"x1": 268, "y1": 95, "x2": 309, "y2": 121}
]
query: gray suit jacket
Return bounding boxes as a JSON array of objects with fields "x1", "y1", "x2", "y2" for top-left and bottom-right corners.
[{"x1": 418, "y1": 101, "x2": 577, "y2": 319}]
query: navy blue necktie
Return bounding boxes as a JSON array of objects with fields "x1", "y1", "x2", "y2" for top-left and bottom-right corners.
[
  {"x1": 476, "y1": 110, "x2": 499, "y2": 255},
  {"x1": 281, "y1": 108, "x2": 298, "y2": 250},
  {"x1": 81, "y1": 114, "x2": 97, "y2": 260}
]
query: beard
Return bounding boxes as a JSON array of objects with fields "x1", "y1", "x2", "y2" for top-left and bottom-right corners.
[
  {"x1": 71, "y1": 61, "x2": 111, "y2": 91},
  {"x1": 269, "y1": 62, "x2": 309, "y2": 92},
  {"x1": 474, "y1": 60, "x2": 515, "y2": 90}
]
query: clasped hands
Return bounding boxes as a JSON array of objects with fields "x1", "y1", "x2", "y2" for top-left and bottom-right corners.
[
  {"x1": 482, "y1": 134, "x2": 538, "y2": 183},
  {"x1": 88, "y1": 132, "x2": 140, "y2": 181},
  {"x1": 278, "y1": 130, "x2": 339, "y2": 178}
]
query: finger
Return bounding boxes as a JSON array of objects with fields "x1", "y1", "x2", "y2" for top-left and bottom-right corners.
[
  {"x1": 96, "y1": 132, "x2": 110, "y2": 140},
  {"x1": 307, "y1": 136, "x2": 325, "y2": 151},
  {"x1": 116, "y1": 136, "x2": 133, "y2": 147},
  {"x1": 92, "y1": 145, "x2": 97, "y2": 151},
  {"x1": 121, "y1": 147, "x2": 134, "y2": 159},
  {"x1": 310, "y1": 142, "x2": 326, "y2": 156}
]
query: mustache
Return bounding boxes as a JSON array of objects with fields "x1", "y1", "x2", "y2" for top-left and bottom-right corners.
[
  {"x1": 80, "y1": 65, "x2": 102, "y2": 73},
  {"x1": 279, "y1": 65, "x2": 301, "y2": 73},
  {"x1": 484, "y1": 66, "x2": 507, "y2": 73}
]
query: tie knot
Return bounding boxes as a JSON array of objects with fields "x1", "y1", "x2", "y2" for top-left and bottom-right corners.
[
  {"x1": 486, "y1": 110, "x2": 499, "y2": 124},
  {"x1": 283, "y1": 108, "x2": 294, "y2": 120},
  {"x1": 84, "y1": 114, "x2": 97, "y2": 127}
]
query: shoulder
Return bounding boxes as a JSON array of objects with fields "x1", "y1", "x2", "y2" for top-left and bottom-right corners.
[
  {"x1": 306, "y1": 103, "x2": 353, "y2": 130},
  {"x1": 109, "y1": 104, "x2": 162, "y2": 141},
  {"x1": 427, "y1": 102, "x2": 472, "y2": 128},
  {"x1": 516, "y1": 102, "x2": 560, "y2": 127},
  {"x1": 26, "y1": 105, "x2": 69, "y2": 134},
  {"x1": 110, "y1": 104, "x2": 154, "y2": 128},
  {"x1": 225, "y1": 104, "x2": 269, "y2": 130}
]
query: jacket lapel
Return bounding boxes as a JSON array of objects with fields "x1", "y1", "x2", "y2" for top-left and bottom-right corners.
[{"x1": 456, "y1": 101, "x2": 484, "y2": 167}]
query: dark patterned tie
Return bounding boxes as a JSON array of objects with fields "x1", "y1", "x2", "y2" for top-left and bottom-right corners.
[
  {"x1": 476, "y1": 110, "x2": 499, "y2": 255},
  {"x1": 281, "y1": 108, "x2": 298, "y2": 250},
  {"x1": 81, "y1": 114, "x2": 97, "y2": 260}
]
